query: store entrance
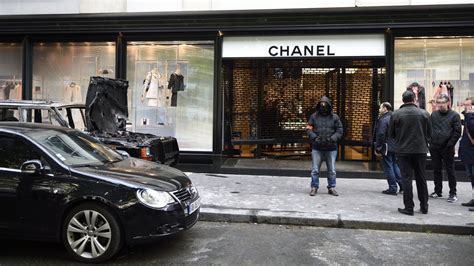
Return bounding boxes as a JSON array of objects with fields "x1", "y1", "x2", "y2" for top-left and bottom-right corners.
[{"x1": 223, "y1": 58, "x2": 386, "y2": 161}]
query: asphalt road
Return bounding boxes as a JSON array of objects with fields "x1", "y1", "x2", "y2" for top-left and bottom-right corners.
[{"x1": 1, "y1": 222, "x2": 473, "y2": 265}]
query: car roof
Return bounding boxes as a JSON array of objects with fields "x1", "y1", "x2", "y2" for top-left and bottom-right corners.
[
  {"x1": 0, "y1": 100, "x2": 85, "y2": 108},
  {"x1": 0, "y1": 122, "x2": 76, "y2": 134}
]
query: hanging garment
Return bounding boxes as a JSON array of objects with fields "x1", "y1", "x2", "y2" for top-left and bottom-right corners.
[
  {"x1": 142, "y1": 69, "x2": 162, "y2": 107},
  {"x1": 64, "y1": 84, "x2": 83, "y2": 104}
]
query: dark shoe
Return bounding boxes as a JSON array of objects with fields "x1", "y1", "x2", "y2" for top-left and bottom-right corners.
[
  {"x1": 328, "y1": 188, "x2": 339, "y2": 196},
  {"x1": 420, "y1": 207, "x2": 428, "y2": 214},
  {"x1": 309, "y1": 187, "x2": 318, "y2": 196},
  {"x1": 398, "y1": 208, "x2": 414, "y2": 216},
  {"x1": 429, "y1": 192, "x2": 442, "y2": 199},
  {"x1": 382, "y1": 189, "x2": 398, "y2": 196},
  {"x1": 469, "y1": 208, "x2": 474, "y2": 212},
  {"x1": 461, "y1": 199, "x2": 474, "y2": 207}
]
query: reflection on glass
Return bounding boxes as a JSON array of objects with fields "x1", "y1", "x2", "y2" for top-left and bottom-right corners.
[
  {"x1": 32, "y1": 42, "x2": 116, "y2": 103},
  {"x1": 26, "y1": 130, "x2": 123, "y2": 166}
]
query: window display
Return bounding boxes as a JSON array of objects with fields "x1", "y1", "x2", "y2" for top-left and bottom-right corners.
[
  {"x1": 394, "y1": 37, "x2": 474, "y2": 115},
  {"x1": 32, "y1": 42, "x2": 115, "y2": 103},
  {"x1": 0, "y1": 43, "x2": 22, "y2": 100},
  {"x1": 127, "y1": 41, "x2": 214, "y2": 151},
  {"x1": 395, "y1": 37, "x2": 474, "y2": 157}
]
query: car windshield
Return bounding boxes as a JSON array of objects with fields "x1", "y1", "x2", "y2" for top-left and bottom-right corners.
[{"x1": 25, "y1": 129, "x2": 123, "y2": 166}]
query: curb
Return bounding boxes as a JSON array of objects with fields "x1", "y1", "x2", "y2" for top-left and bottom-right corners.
[{"x1": 198, "y1": 207, "x2": 474, "y2": 236}]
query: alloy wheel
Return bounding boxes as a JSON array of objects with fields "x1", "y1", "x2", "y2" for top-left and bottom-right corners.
[{"x1": 66, "y1": 210, "x2": 112, "y2": 259}]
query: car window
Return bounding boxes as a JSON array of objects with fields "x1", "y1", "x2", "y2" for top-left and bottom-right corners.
[
  {"x1": 0, "y1": 135, "x2": 44, "y2": 170},
  {"x1": 25, "y1": 130, "x2": 123, "y2": 166},
  {"x1": 21, "y1": 108, "x2": 64, "y2": 127},
  {"x1": 0, "y1": 107, "x2": 20, "y2": 121}
]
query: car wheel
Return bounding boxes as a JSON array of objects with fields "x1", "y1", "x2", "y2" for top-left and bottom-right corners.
[{"x1": 62, "y1": 203, "x2": 122, "y2": 263}]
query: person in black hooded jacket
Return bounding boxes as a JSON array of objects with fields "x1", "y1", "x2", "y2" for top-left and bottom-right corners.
[{"x1": 306, "y1": 96, "x2": 343, "y2": 197}]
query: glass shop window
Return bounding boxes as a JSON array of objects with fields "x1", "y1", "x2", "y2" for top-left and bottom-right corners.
[
  {"x1": 0, "y1": 43, "x2": 23, "y2": 100},
  {"x1": 32, "y1": 42, "x2": 116, "y2": 104},
  {"x1": 127, "y1": 41, "x2": 215, "y2": 151}
]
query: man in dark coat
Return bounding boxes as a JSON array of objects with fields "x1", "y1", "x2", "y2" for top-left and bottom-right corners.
[
  {"x1": 374, "y1": 102, "x2": 402, "y2": 195},
  {"x1": 389, "y1": 90, "x2": 432, "y2": 216},
  {"x1": 460, "y1": 97, "x2": 474, "y2": 212},
  {"x1": 428, "y1": 94, "x2": 462, "y2": 202},
  {"x1": 306, "y1": 96, "x2": 343, "y2": 197}
]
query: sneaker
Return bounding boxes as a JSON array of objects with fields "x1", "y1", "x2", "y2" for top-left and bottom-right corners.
[
  {"x1": 328, "y1": 188, "x2": 339, "y2": 196},
  {"x1": 469, "y1": 208, "x2": 474, "y2": 212},
  {"x1": 309, "y1": 187, "x2": 318, "y2": 196},
  {"x1": 447, "y1": 195, "x2": 458, "y2": 203},
  {"x1": 461, "y1": 199, "x2": 474, "y2": 207},
  {"x1": 429, "y1": 192, "x2": 442, "y2": 199},
  {"x1": 382, "y1": 189, "x2": 398, "y2": 196}
]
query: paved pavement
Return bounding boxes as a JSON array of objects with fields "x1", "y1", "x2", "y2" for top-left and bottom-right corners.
[{"x1": 187, "y1": 172, "x2": 474, "y2": 235}]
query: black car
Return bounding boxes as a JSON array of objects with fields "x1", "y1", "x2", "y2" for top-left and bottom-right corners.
[{"x1": 0, "y1": 122, "x2": 199, "y2": 263}]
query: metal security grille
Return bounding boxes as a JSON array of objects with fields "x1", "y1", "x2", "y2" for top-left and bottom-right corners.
[{"x1": 223, "y1": 59, "x2": 385, "y2": 160}]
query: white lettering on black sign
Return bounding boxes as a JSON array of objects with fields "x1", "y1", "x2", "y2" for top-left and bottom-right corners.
[{"x1": 268, "y1": 45, "x2": 335, "y2": 57}]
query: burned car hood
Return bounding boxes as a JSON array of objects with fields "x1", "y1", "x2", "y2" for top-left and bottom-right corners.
[
  {"x1": 85, "y1": 76, "x2": 129, "y2": 135},
  {"x1": 72, "y1": 157, "x2": 190, "y2": 191}
]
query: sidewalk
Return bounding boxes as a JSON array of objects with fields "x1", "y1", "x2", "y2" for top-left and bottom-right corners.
[{"x1": 188, "y1": 173, "x2": 474, "y2": 235}]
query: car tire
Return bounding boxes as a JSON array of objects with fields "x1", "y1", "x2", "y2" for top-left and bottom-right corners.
[{"x1": 62, "y1": 203, "x2": 122, "y2": 263}]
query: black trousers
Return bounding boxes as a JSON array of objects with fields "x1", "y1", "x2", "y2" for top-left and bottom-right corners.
[
  {"x1": 397, "y1": 154, "x2": 429, "y2": 211},
  {"x1": 430, "y1": 147, "x2": 457, "y2": 196}
]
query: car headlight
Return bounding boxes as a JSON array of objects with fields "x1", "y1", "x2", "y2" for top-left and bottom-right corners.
[{"x1": 136, "y1": 189, "x2": 175, "y2": 209}]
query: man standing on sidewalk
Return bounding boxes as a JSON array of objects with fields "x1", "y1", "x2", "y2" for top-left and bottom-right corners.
[
  {"x1": 389, "y1": 90, "x2": 432, "y2": 216},
  {"x1": 306, "y1": 96, "x2": 343, "y2": 197},
  {"x1": 459, "y1": 97, "x2": 474, "y2": 212},
  {"x1": 429, "y1": 94, "x2": 462, "y2": 203},
  {"x1": 374, "y1": 102, "x2": 402, "y2": 195}
]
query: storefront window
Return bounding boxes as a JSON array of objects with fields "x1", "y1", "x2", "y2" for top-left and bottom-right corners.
[
  {"x1": 127, "y1": 41, "x2": 214, "y2": 151},
  {"x1": 0, "y1": 43, "x2": 22, "y2": 100},
  {"x1": 394, "y1": 37, "x2": 474, "y2": 114},
  {"x1": 32, "y1": 42, "x2": 115, "y2": 102}
]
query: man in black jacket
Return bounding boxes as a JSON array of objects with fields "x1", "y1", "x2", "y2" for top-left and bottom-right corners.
[
  {"x1": 429, "y1": 94, "x2": 462, "y2": 203},
  {"x1": 374, "y1": 102, "x2": 402, "y2": 195},
  {"x1": 389, "y1": 90, "x2": 432, "y2": 215},
  {"x1": 306, "y1": 96, "x2": 343, "y2": 197}
]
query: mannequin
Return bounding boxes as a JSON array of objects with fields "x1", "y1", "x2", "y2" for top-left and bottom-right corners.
[
  {"x1": 168, "y1": 67, "x2": 185, "y2": 107},
  {"x1": 141, "y1": 68, "x2": 163, "y2": 107},
  {"x1": 64, "y1": 82, "x2": 83, "y2": 104},
  {"x1": 11, "y1": 82, "x2": 22, "y2": 100}
]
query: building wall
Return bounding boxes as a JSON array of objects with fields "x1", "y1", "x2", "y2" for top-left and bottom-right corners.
[{"x1": 1, "y1": 0, "x2": 473, "y2": 15}]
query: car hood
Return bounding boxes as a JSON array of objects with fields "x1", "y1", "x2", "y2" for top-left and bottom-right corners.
[
  {"x1": 72, "y1": 157, "x2": 191, "y2": 191},
  {"x1": 85, "y1": 76, "x2": 129, "y2": 135}
]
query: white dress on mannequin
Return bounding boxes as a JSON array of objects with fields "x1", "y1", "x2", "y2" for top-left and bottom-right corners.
[
  {"x1": 64, "y1": 83, "x2": 82, "y2": 104},
  {"x1": 142, "y1": 69, "x2": 162, "y2": 107}
]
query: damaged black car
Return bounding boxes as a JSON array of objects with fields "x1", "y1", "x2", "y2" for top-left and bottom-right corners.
[
  {"x1": 0, "y1": 77, "x2": 179, "y2": 166},
  {"x1": 0, "y1": 123, "x2": 199, "y2": 263}
]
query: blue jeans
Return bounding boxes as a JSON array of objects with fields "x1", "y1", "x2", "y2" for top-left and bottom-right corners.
[
  {"x1": 466, "y1": 164, "x2": 474, "y2": 189},
  {"x1": 381, "y1": 151, "x2": 402, "y2": 192},
  {"x1": 311, "y1": 149, "x2": 337, "y2": 189}
]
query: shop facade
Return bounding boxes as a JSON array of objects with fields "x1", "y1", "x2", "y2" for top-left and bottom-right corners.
[{"x1": 1, "y1": 5, "x2": 473, "y2": 168}]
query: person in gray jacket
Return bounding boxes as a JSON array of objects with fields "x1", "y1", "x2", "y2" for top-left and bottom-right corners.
[
  {"x1": 389, "y1": 90, "x2": 432, "y2": 216},
  {"x1": 428, "y1": 94, "x2": 461, "y2": 203},
  {"x1": 306, "y1": 96, "x2": 343, "y2": 197}
]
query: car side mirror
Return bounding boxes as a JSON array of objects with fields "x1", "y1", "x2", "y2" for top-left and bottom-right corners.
[
  {"x1": 21, "y1": 160, "x2": 45, "y2": 174},
  {"x1": 115, "y1": 149, "x2": 130, "y2": 159}
]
